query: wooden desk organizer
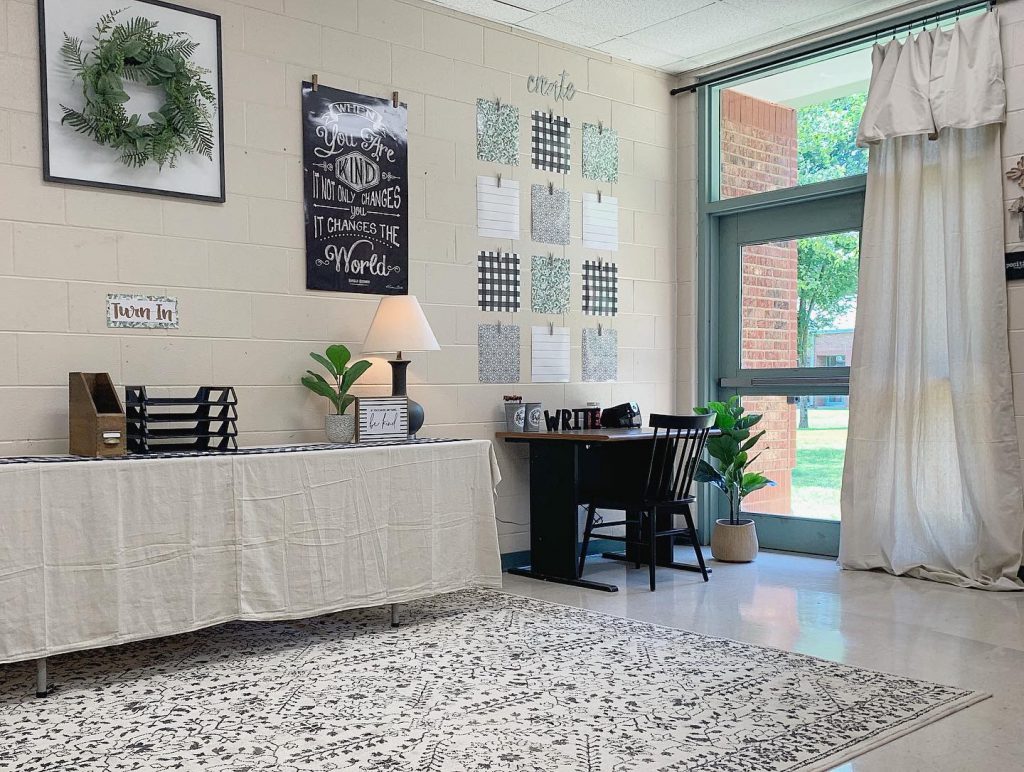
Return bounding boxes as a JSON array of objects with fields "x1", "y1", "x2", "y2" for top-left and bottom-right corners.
[{"x1": 69, "y1": 372, "x2": 127, "y2": 457}]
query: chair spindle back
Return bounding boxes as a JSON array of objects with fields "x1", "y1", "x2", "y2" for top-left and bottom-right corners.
[{"x1": 643, "y1": 413, "x2": 715, "y2": 502}]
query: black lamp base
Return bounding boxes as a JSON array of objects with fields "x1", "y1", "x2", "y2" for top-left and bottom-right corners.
[{"x1": 388, "y1": 357, "x2": 424, "y2": 437}]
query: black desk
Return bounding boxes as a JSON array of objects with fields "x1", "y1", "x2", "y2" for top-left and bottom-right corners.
[{"x1": 497, "y1": 428, "x2": 714, "y2": 592}]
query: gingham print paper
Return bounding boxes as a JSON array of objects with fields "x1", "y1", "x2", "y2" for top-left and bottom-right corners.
[
  {"x1": 477, "y1": 251, "x2": 521, "y2": 312},
  {"x1": 531, "y1": 110, "x2": 571, "y2": 174},
  {"x1": 582, "y1": 260, "x2": 618, "y2": 317}
]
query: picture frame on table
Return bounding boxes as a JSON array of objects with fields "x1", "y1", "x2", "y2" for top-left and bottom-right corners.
[
  {"x1": 355, "y1": 397, "x2": 410, "y2": 442},
  {"x1": 37, "y1": 0, "x2": 225, "y2": 202}
]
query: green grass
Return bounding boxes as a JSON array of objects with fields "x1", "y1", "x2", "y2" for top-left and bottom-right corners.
[{"x1": 791, "y1": 408, "x2": 848, "y2": 521}]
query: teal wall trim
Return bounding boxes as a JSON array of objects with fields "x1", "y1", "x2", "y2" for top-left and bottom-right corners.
[{"x1": 501, "y1": 539, "x2": 620, "y2": 571}]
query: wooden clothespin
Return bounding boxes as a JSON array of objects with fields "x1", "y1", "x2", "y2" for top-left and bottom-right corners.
[
  {"x1": 598, "y1": 322, "x2": 603, "y2": 336},
  {"x1": 598, "y1": 120, "x2": 603, "y2": 134},
  {"x1": 495, "y1": 96, "x2": 501, "y2": 109},
  {"x1": 597, "y1": 189, "x2": 602, "y2": 203},
  {"x1": 497, "y1": 319, "x2": 502, "y2": 333},
  {"x1": 496, "y1": 173, "x2": 502, "y2": 188},
  {"x1": 392, "y1": 91, "x2": 400, "y2": 108},
  {"x1": 312, "y1": 73, "x2": 319, "y2": 92},
  {"x1": 548, "y1": 181, "x2": 554, "y2": 195},
  {"x1": 549, "y1": 321, "x2": 554, "y2": 335}
]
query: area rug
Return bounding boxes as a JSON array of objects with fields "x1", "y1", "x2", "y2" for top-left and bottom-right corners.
[{"x1": 0, "y1": 590, "x2": 984, "y2": 771}]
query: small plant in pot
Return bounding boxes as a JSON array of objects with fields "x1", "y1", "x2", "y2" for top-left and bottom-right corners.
[
  {"x1": 694, "y1": 396, "x2": 775, "y2": 563},
  {"x1": 301, "y1": 344, "x2": 371, "y2": 444}
]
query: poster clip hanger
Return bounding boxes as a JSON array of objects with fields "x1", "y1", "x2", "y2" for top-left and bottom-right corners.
[
  {"x1": 598, "y1": 120, "x2": 603, "y2": 134},
  {"x1": 548, "y1": 181, "x2": 554, "y2": 195},
  {"x1": 392, "y1": 91, "x2": 400, "y2": 108},
  {"x1": 496, "y1": 172, "x2": 502, "y2": 187},
  {"x1": 549, "y1": 321, "x2": 554, "y2": 335},
  {"x1": 597, "y1": 189, "x2": 602, "y2": 203},
  {"x1": 312, "y1": 73, "x2": 319, "y2": 91},
  {"x1": 598, "y1": 322, "x2": 603, "y2": 336}
]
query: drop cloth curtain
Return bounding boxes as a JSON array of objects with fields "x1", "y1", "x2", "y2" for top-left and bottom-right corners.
[{"x1": 842, "y1": 11, "x2": 1024, "y2": 590}]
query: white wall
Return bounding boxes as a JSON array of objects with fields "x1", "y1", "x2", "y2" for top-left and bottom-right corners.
[{"x1": 0, "y1": 0, "x2": 679, "y2": 556}]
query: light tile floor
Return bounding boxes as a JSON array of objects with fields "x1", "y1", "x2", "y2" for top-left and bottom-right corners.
[{"x1": 502, "y1": 550, "x2": 1024, "y2": 772}]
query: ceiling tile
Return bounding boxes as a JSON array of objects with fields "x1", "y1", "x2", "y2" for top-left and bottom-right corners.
[
  {"x1": 548, "y1": 0, "x2": 715, "y2": 37},
  {"x1": 423, "y1": 0, "x2": 534, "y2": 24},
  {"x1": 627, "y1": 1, "x2": 790, "y2": 59},
  {"x1": 509, "y1": 0, "x2": 574, "y2": 10},
  {"x1": 594, "y1": 37, "x2": 681, "y2": 69},
  {"x1": 518, "y1": 13, "x2": 613, "y2": 49}
]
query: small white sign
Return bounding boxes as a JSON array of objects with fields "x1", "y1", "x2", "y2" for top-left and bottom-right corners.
[
  {"x1": 356, "y1": 396, "x2": 409, "y2": 442},
  {"x1": 106, "y1": 294, "x2": 179, "y2": 329}
]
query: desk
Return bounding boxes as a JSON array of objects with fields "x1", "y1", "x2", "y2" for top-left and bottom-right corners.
[
  {"x1": 497, "y1": 428, "x2": 713, "y2": 592},
  {"x1": 0, "y1": 439, "x2": 502, "y2": 668}
]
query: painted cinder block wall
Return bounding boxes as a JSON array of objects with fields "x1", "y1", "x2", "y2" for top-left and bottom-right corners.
[{"x1": 0, "y1": 0, "x2": 679, "y2": 557}]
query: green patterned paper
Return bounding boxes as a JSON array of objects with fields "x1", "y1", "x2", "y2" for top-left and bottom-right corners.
[
  {"x1": 582, "y1": 123, "x2": 619, "y2": 183},
  {"x1": 531, "y1": 255, "x2": 571, "y2": 315},
  {"x1": 477, "y1": 99, "x2": 520, "y2": 165}
]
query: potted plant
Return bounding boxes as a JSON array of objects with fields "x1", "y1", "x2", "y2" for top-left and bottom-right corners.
[
  {"x1": 301, "y1": 344, "x2": 372, "y2": 443},
  {"x1": 694, "y1": 396, "x2": 775, "y2": 563}
]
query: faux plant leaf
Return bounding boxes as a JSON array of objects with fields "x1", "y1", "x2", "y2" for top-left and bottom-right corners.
[
  {"x1": 154, "y1": 54, "x2": 177, "y2": 74},
  {"x1": 340, "y1": 360, "x2": 372, "y2": 395},
  {"x1": 325, "y1": 344, "x2": 351, "y2": 375},
  {"x1": 309, "y1": 352, "x2": 338, "y2": 378},
  {"x1": 301, "y1": 375, "x2": 341, "y2": 412},
  {"x1": 740, "y1": 430, "x2": 766, "y2": 452},
  {"x1": 339, "y1": 394, "x2": 356, "y2": 415}
]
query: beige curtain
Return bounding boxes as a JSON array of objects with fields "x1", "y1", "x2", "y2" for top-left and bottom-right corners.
[{"x1": 842, "y1": 12, "x2": 1024, "y2": 590}]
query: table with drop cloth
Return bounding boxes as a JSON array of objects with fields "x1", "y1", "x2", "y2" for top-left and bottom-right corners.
[{"x1": 0, "y1": 439, "x2": 503, "y2": 665}]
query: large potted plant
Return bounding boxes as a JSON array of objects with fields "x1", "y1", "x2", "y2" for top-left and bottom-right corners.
[
  {"x1": 301, "y1": 344, "x2": 372, "y2": 443},
  {"x1": 694, "y1": 396, "x2": 775, "y2": 563}
]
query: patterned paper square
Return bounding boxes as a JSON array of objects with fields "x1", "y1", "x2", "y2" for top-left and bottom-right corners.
[
  {"x1": 530, "y1": 255, "x2": 570, "y2": 315},
  {"x1": 477, "y1": 99, "x2": 519, "y2": 165},
  {"x1": 582, "y1": 327, "x2": 618, "y2": 382},
  {"x1": 582, "y1": 123, "x2": 619, "y2": 183},
  {"x1": 479, "y1": 323, "x2": 520, "y2": 383},
  {"x1": 582, "y1": 260, "x2": 618, "y2": 317},
  {"x1": 477, "y1": 176, "x2": 520, "y2": 240},
  {"x1": 477, "y1": 251, "x2": 520, "y2": 312},
  {"x1": 582, "y1": 193, "x2": 619, "y2": 252},
  {"x1": 531, "y1": 184, "x2": 570, "y2": 246},
  {"x1": 531, "y1": 111, "x2": 570, "y2": 174}
]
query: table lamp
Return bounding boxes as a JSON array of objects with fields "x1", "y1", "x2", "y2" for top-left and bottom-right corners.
[{"x1": 362, "y1": 295, "x2": 440, "y2": 436}]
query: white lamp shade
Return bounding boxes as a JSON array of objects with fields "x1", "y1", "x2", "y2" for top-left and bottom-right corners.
[{"x1": 362, "y1": 295, "x2": 440, "y2": 355}]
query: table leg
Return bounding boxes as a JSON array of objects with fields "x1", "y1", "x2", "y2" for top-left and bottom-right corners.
[
  {"x1": 509, "y1": 441, "x2": 618, "y2": 592},
  {"x1": 390, "y1": 604, "x2": 400, "y2": 628},
  {"x1": 36, "y1": 658, "x2": 48, "y2": 698}
]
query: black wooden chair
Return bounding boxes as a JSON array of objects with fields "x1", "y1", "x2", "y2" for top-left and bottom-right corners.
[{"x1": 578, "y1": 413, "x2": 715, "y2": 590}]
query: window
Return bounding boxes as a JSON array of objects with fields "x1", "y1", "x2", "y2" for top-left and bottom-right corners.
[
  {"x1": 716, "y1": 48, "x2": 871, "y2": 201},
  {"x1": 740, "y1": 231, "x2": 859, "y2": 370}
]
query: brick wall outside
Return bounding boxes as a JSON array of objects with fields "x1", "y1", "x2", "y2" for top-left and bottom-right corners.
[{"x1": 721, "y1": 89, "x2": 798, "y2": 514}]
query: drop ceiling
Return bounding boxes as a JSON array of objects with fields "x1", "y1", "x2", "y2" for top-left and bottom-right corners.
[{"x1": 423, "y1": 0, "x2": 940, "y2": 74}]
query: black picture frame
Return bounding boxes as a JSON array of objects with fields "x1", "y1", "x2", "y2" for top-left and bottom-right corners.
[{"x1": 37, "y1": 0, "x2": 226, "y2": 203}]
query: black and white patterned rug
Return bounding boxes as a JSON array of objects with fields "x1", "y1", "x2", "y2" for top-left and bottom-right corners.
[{"x1": 0, "y1": 591, "x2": 983, "y2": 771}]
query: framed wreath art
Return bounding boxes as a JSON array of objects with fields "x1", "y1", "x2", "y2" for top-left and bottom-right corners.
[{"x1": 38, "y1": 0, "x2": 225, "y2": 202}]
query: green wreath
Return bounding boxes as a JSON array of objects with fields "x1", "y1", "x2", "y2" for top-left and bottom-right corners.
[{"x1": 59, "y1": 9, "x2": 216, "y2": 169}]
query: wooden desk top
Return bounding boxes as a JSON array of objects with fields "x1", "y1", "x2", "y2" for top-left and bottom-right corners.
[{"x1": 496, "y1": 428, "x2": 657, "y2": 443}]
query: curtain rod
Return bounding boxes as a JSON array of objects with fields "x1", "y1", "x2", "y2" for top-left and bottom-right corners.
[{"x1": 669, "y1": 0, "x2": 993, "y2": 96}]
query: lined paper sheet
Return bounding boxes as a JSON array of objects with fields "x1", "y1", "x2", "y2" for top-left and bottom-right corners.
[
  {"x1": 532, "y1": 325, "x2": 570, "y2": 383},
  {"x1": 477, "y1": 176, "x2": 520, "y2": 239},
  {"x1": 582, "y1": 192, "x2": 619, "y2": 251}
]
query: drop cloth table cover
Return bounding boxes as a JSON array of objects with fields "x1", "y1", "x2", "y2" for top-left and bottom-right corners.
[{"x1": 0, "y1": 440, "x2": 502, "y2": 665}]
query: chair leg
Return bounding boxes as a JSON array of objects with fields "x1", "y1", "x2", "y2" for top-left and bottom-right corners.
[
  {"x1": 648, "y1": 509, "x2": 657, "y2": 591},
  {"x1": 682, "y1": 505, "x2": 709, "y2": 582},
  {"x1": 632, "y1": 510, "x2": 641, "y2": 569},
  {"x1": 578, "y1": 504, "x2": 596, "y2": 578}
]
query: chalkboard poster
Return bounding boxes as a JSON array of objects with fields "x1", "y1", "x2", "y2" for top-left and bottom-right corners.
[{"x1": 302, "y1": 82, "x2": 408, "y2": 295}]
